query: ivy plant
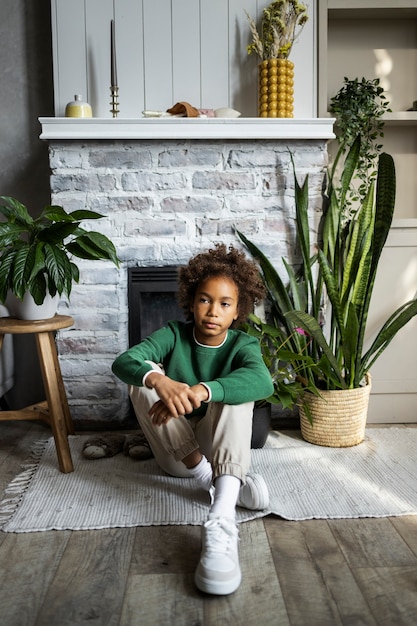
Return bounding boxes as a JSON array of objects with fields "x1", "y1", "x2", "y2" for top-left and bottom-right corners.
[{"x1": 329, "y1": 76, "x2": 391, "y2": 217}]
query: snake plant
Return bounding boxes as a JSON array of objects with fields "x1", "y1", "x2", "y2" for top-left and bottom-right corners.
[
  {"x1": 238, "y1": 136, "x2": 417, "y2": 392},
  {"x1": 0, "y1": 197, "x2": 120, "y2": 305}
]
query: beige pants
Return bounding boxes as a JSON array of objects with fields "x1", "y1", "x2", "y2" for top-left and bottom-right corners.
[{"x1": 129, "y1": 372, "x2": 253, "y2": 483}]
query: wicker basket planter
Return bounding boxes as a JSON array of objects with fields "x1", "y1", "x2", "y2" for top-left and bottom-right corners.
[{"x1": 299, "y1": 374, "x2": 371, "y2": 447}]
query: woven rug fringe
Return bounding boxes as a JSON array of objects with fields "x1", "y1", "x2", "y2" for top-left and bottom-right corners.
[{"x1": 0, "y1": 440, "x2": 47, "y2": 526}]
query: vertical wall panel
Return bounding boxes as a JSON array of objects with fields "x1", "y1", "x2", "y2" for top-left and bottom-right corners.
[
  {"x1": 85, "y1": 0, "x2": 114, "y2": 118},
  {"x1": 229, "y1": 0, "x2": 258, "y2": 115},
  {"x1": 290, "y1": 0, "x2": 316, "y2": 117},
  {"x1": 172, "y1": 0, "x2": 201, "y2": 107},
  {"x1": 52, "y1": 0, "x2": 87, "y2": 116},
  {"x1": 117, "y1": 0, "x2": 144, "y2": 117},
  {"x1": 143, "y1": 0, "x2": 173, "y2": 111},
  {"x1": 200, "y1": 0, "x2": 229, "y2": 109}
]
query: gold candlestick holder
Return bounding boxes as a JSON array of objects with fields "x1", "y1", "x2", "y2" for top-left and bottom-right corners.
[{"x1": 110, "y1": 85, "x2": 119, "y2": 118}]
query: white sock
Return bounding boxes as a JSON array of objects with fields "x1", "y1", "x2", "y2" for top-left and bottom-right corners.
[
  {"x1": 188, "y1": 455, "x2": 213, "y2": 491},
  {"x1": 209, "y1": 475, "x2": 241, "y2": 519}
]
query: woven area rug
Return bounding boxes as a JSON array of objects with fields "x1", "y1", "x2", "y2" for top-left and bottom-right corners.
[{"x1": 1, "y1": 428, "x2": 416, "y2": 533}]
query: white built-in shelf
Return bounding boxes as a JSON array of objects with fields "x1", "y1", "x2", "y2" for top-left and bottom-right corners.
[
  {"x1": 38, "y1": 117, "x2": 336, "y2": 141},
  {"x1": 324, "y1": 111, "x2": 417, "y2": 126},
  {"x1": 328, "y1": 0, "x2": 417, "y2": 18},
  {"x1": 383, "y1": 112, "x2": 417, "y2": 125}
]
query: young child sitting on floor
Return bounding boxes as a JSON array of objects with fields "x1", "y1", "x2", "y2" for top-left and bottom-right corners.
[{"x1": 112, "y1": 243, "x2": 274, "y2": 595}]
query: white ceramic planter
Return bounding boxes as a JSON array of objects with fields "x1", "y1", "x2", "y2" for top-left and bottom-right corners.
[{"x1": 6, "y1": 291, "x2": 60, "y2": 321}]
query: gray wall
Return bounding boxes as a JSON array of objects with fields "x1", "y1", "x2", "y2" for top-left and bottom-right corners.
[{"x1": 1, "y1": 0, "x2": 54, "y2": 408}]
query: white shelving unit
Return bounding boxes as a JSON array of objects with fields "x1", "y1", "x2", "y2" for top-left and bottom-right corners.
[
  {"x1": 318, "y1": 0, "x2": 417, "y2": 221},
  {"x1": 318, "y1": 1, "x2": 417, "y2": 216},
  {"x1": 318, "y1": 1, "x2": 417, "y2": 423}
]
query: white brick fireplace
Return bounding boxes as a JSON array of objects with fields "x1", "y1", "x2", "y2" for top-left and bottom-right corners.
[{"x1": 40, "y1": 117, "x2": 334, "y2": 428}]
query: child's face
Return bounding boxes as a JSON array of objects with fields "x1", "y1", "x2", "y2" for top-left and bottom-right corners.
[{"x1": 191, "y1": 275, "x2": 239, "y2": 346}]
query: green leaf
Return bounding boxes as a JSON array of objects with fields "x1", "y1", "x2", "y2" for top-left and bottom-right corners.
[
  {"x1": 343, "y1": 302, "x2": 360, "y2": 387},
  {"x1": 43, "y1": 243, "x2": 73, "y2": 296},
  {"x1": 12, "y1": 244, "x2": 36, "y2": 299},
  {"x1": 0, "y1": 196, "x2": 34, "y2": 225},
  {"x1": 371, "y1": 152, "x2": 396, "y2": 276},
  {"x1": 0, "y1": 223, "x2": 27, "y2": 248},
  {"x1": 38, "y1": 221, "x2": 80, "y2": 244},
  {"x1": 361, "y1": 299, "x2": 417, "y2": 376},
  {"x1": 66, "y1": 232, "x2": 120, "y2": 266},
  {"x1": 236, "y1": 230, "x2": 294, "y2": 333},
  {"x1": 38, "y1": 205, "x2": 77, "y2": 222},
  {"x1": 317, "y1": 249, "x2": 344, "y2": 336},
  {"x1": 0, "y1": 249, "x2": 16, "y2": 303},
  {"x1": 285, "y1": 310, "x2": 347, "y2": 388},
  {"x1": 69, "y1": 209, "x2": 105, "y2": 220},
  {"x1": 27, "y1": 242, "x2": 46, "y2": 284},
  {"x1": 29, "y1": 273, "x2": 47, "y2": 305}
]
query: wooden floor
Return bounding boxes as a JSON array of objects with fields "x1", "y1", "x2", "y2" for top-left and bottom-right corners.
[{"x1": 0, "y1": 421, "x2": 417, "y2": 626}]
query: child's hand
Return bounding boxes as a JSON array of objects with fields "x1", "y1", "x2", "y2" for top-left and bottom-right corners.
[{"x1": 146, "y1": 375, "x2": 208, "y2": 426}]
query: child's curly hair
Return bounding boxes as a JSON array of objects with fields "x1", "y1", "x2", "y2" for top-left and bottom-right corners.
[{"x1": 177, "y1": 243, "x2": 265, "y2": 327}]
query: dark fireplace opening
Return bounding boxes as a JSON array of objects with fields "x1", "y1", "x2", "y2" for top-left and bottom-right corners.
[{"x1": 128, "y1": 267, "x2": 184, "y2": 347}]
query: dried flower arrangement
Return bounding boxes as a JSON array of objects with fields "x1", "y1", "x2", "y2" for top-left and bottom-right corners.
[{"x1": 245, "y1": 0, "x2": 308, "y2": 60}]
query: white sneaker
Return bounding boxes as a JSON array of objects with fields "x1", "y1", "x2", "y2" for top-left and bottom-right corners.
[
  {"x1": 236, "y1": 472, "x2": 269, "y2": 510},
  {"x1": 195, "y1": 517, "x2": 241, "y2": 595}
]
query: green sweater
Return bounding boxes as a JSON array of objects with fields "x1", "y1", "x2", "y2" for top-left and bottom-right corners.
[{"x1": 112, "y1": 320, "x2": 274, "y2": 416}]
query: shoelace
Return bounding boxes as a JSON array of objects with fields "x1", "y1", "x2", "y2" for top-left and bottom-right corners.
[{"x1": 204, "y1": 519, "x2": 238, "y2": 554}]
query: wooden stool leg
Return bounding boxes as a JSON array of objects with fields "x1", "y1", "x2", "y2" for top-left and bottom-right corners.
[
  {"x1": 35, "y1": 331, "x2": 74, "y2": 473},
  {"x1": 47, "y1": 332, "x2": 75, "y2": 436}
]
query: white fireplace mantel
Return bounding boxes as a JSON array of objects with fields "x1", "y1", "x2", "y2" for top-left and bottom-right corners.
[{"x1": 39, "y1": 117, "x2": 335, "y2": 141}]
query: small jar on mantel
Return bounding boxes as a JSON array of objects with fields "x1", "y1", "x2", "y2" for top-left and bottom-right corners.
[{"x1": 65, "y1": 94, "x2": 92, "y2": 118}]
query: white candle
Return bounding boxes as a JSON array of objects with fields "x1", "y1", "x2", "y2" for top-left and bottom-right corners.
[{"x1": 111, "y1": 19, "x2": 117, "y2": 87}]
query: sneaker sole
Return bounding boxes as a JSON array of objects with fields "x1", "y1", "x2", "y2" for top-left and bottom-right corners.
[
  {"x1": 195, "y1": 570, "x2": 242, "y2": 595},
  {"x1": 237, "y1": 473, "x2": 269, "y2": 510}
]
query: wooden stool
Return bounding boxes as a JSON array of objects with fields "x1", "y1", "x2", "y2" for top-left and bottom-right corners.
[{"x1": 0, "y1": 315, "x2": 75, "y2": 473}]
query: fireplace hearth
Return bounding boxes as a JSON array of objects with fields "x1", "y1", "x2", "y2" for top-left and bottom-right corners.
[{"x1": 45, "y1": 124, "x2": 332, "y2": 426}]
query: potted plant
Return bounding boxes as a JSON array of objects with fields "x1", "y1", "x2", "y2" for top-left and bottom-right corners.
[
  {"x1": 0, "y1": 196, "x2": 120, "y2": 319},
  {"x1": 245, "y1": 0, "x2": 308, "y2": 117},
  {"x1": 244, "y1": 314, "x2": 320, "y2": 446},
  {"x1": 238, "y1": 135, "x2": 417, "y2": 447},
  {"x1": 329, "y1": 76, "x2": 391, "y2": 216},
  {"x1": 242, "y1": 314, "x2": 319, "y2": 408}
]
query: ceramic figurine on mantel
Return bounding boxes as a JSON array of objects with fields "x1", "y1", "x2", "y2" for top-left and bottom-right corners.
[{"x1": 245, "y1": 0, "x2": 308, "y2": 118}]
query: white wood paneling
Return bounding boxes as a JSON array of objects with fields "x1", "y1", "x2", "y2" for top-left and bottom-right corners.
[
  {"x1": 229, "y1": 0, "x2": 258, "y2": 115},
  {"x1": 143, "y1": 0, "x2": 173, "y2": 111},
  {"x1": 52, "y1": 0, "x2": 88, "y2": 116},
  {"x1": 117, "y1": 0, "x2": 144, "y2": 118},
  {"x1": 172, "y1": 0, "x2": 201, "y2": 106},
  {"x1": 200, "y1": 0, "x2": 230, "y2": 109},
  {"x1": 289, "y1": 0, "x2": 317, "y2": 117},
  {"x1": 85, "y1": 0, "x2": 114, "y2": 118},
  {"x1": 50, "y1": 0, "x2": 317, "y2": 118},
  {"x1": 366, "y1": 225, "x2": 417, "y2": 422}
]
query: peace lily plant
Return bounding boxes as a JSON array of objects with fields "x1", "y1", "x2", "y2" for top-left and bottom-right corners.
[
  {"x1": 0, "y1": 196, "x2": 120, "y2": 307},
  {"x1": 238, "y1": 136, "x2": 417, "y2": 405}
]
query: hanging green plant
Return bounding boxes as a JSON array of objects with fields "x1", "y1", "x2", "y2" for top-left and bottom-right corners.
[{"x1": 329, "y1": 77, "x2": 391, "y2": 214}]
